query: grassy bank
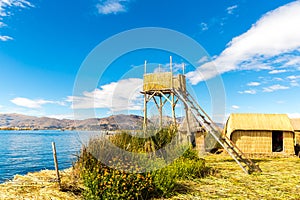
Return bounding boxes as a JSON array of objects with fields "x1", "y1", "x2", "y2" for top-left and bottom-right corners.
[
  {"x1": 0, "y1": 168, "x2": 82, "y2": 200},
  {"x1": 0, "y1": 154, "x2": 299, "y2": 199},
  {"x1": 170, "y1": 154, "x2": 300, "y2": 199}
]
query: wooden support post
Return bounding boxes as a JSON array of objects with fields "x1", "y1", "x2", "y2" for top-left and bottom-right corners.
[
  {"x1": 159, "y1": 95, "x2": 163, "y2": 129},
  {"x1": 185, "y1": 105, "x2": 192, "y2": 145},
  {"x1": 144, "y1": 60, "x2": 147, "y2": 74},
  {"x1": 143, "y1": 93, "x2": 147, "y2": 133},
  {"x1": 171, "y1": 92, "x2": 177, "y2": 127},
  {"x1": 52, "y1": 142, "x2": 61, "y2": 189}
]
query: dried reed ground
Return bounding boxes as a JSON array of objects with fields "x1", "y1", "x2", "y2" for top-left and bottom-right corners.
[
  {"x1": 0, "y1": 155, "x2": 299, "y2": 199},
  {"x1": 172, "y1": 154, "x2": 300, "y2": 200}
]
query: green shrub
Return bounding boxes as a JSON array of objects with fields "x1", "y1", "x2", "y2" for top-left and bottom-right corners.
[
  {"x1": 76, "y1": 127, "x2": 212, "y2": 199},
  {"x1": 79, "y1": 150, "x2": 154, "y2": 200}
]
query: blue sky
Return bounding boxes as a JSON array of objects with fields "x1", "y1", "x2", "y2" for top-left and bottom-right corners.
[{"x1": 0, "y1": 0, "x2": 300, "y2": 122}]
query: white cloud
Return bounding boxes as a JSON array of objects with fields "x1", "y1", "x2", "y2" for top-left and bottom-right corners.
[
  {"x1": 262, "y1": 84, "x2": 289, "y2": 92},
  {"x1": 227, "y1": 5, "x2": 238, "y2": 15},
  {"x1": 153, "y1": 62, "x2": 185, "y2": 74},
  {"x1": 287, "y1": 75, "x2": 300, "y2": 87},
  {"x1": 0, "y1": 35, "x2": 12, "y2": 41},
  {"x1": 200, "y1": 22, "x2": 208, "y2": 31},
  {"x1": 197, "y1": 56, "x2": 209, "y2": 64},
  {"x1": 97, "y1": 0, "x2": 129, "y2": 15},
  {"x1": 11, "y1": 97, "x2": 65, "y2": 109},
  {"x1": 238, "y1": 89, "x2": 257, "y2": 95},
  {"x1": 287, "y1": 75, "x2": 300, "y2": 80},
  {"x1": 288, "y1": 113, "x2": 300, "y2": 118},
  {"x1": 187, "y1": 1, "x2": 300, "y2": 85},
  {"x1": 231, "y1": 105, "x2": 240, "y2": 109},
  {"x1": 47, "y1": 114, "x2": 75, "y2": 120},
  {"x1": 274, "y1": 77, "x2": 284, "y2": 81},
  {"x1": 0, "y1": 0, "x2": 33, "y2": 41},
  {"x1": 268, "y1": 69, "x2": 287, "y2": 74},
  {"x1": 68, "y1": 78, "x2": 143, "y2": 112},
  {"x1": 247, "y1": 82, "x2": 260, "y2": 86},
  {"x1": 0, "y1": 0, "x2": 33, "y2": 17}
]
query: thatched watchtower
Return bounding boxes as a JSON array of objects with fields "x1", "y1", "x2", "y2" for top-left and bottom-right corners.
[{"x1": 141, "y1": 57, "x2": 192, "y2": 140}]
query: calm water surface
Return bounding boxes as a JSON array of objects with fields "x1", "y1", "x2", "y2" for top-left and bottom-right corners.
[{"x1": 0, "y1": 130, "x2": 100, "y2": 183}]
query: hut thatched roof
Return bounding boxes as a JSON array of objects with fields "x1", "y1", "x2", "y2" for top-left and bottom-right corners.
[
  {"x1": 290, "y1": 118, "x2": 300, "y2": 131},
  {"x1": 225, "y1": 113, "x2": 294, "y2": 137}
]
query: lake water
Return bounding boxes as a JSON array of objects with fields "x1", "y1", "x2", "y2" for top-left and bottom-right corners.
[{"x1": 0, "y1": 130, "x2": 100, "y2": 183}]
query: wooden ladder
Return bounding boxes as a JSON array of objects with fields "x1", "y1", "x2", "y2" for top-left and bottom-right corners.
[{"x1": 173, "y1": 88, "x2": 262, "y2": 174}]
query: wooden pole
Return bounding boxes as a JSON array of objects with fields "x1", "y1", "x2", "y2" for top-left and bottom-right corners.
[
  {"x1": 170, "y1": 56, "x2": 172, "y2": 73},
  {"x1": 52, "y1": 142, "x2": 61, "y2": 189},
  {"x1": 143, "y1": 94, "x2": 147, "y2": 133},
  {"x1": 159, "y1": 95, "x2": 163, "y2": 129},
  {"x1": 144, "y1": 60, "x2": 147, "y2": 74},
  {"x1": 185, "y1": 106, "x2": 192, "y2": 144},
  {"x1": 170, "y1": 56, "x2": 173, "y2": 88}
]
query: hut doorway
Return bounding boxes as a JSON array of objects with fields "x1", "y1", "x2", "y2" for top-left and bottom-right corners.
[{"x1": 272, "y1": 131, "x2": 283, "y2": 152}]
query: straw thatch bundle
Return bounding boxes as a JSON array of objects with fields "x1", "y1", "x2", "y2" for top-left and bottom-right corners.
[
  {"x1": 143, "y1": 72, "x2": 186, "y2": 92},
  {"x1": 224, "y1": 113, "x2": 295, "y2": 155},
  {"x1": 290, "y1": 118, "x2": 300, "y2": 144},
  {"x1": 225, "y1": 113, "x2": 294, "y2": 136}
]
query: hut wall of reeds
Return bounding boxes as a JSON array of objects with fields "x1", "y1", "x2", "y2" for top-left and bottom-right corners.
[
  {"x1": 290, "y1": 118, "x2": 300, "y2": 144},
  {"x1": 225, "y1": 113, "x2": 295, "y2": 155},
  {"x1": 143, "y1": 72, "x2": 186, "y2": 92}
]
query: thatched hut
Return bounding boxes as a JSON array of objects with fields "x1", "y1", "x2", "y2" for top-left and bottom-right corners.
[
  {"x1": 290, "y1": 118, "x2": 300, "y2": 145},
  {"x1": 224, "y1": 113, "x2": 295, "y2": 155}
]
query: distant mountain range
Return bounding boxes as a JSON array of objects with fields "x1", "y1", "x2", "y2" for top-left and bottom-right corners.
[
  {"x1": 0, "y1": 113, "x2": 144, "y2": 131},
  {"x1": 0, "y1": 113, "x2": 224, "y2": 131}
]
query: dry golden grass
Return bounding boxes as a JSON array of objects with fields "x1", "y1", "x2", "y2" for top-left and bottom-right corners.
[
  {"x1": 0, "y1": 168, "x2": 83, "y2": 200},
  {"x1": 1, "y1": 154, "x2": 299, "y2": 199},
  {"x1": 171, "y1": 154, "x2": 300, "y2": 199}
]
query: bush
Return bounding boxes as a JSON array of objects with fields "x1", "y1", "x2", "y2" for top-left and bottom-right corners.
[
  {"x1": 79, "y1": 149, "x2": 154, "y2": 200},
  {"x1": 76, "y1": 127, "x2": 212, "y2": 199}
]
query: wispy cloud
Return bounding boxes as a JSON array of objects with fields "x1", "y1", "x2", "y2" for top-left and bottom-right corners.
[
  {"x1": 226, "y1": 5, "x2": 238, "y2": 15},
  {"x1": 287, "y1": 75, "x2": 300, "y2": 87},
  {"x1": 97, "y1": 0, "x2": 130, "y2": 15},
  {"x1": 187, "y1": 1, "x2": 300, "y2": 84},
  {"x1": 238, "y1": 89, "x2": 257, "y2": 95},
  {"x1": 247, "y1": 82, "x2": 261, "y2": 86},
  {"x1": 0, "y1": 0, "x2": 33, "y2": 41},
  {"x1": 231, "y1": 105, "x2": 240, "y2": 109},
  {"x1": 288, "y1": 113, "x2": 300, "y2": 118},
  {"x1": 153, "y1": 62, "x2": 185, "y2": 74},
  {"x1": 47, "y1": 113, "x2": 75, "y2": 120},
  {"x1": 11, "y1": 97, "x2": 65, "y2": 109},
  {"x1": 200, "y1": 22, "x2": 208, "y2": 31},
  {"x1": 287, "y1": 75, "x2": 300, "y2": 80},
  {"x1": 268, "y1": 69, "x2": 287, "y2": 74},
  {"x1": 67, "y1": 78, "x2": 143, "y2": 112},
  {"x1": 263, "y1": 84, "x2": 289, "y2": 93},
  {"x1": 0, "y1": 35, "x2": 12, "y2": 41}
]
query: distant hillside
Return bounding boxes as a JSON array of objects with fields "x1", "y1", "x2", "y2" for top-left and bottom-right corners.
[
  {"x1": 0, "y1": 113, "x2": 144, "y2": 131},
  {"x1": 0, "y1": 113, "x2": 224, "y2": 131}
]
